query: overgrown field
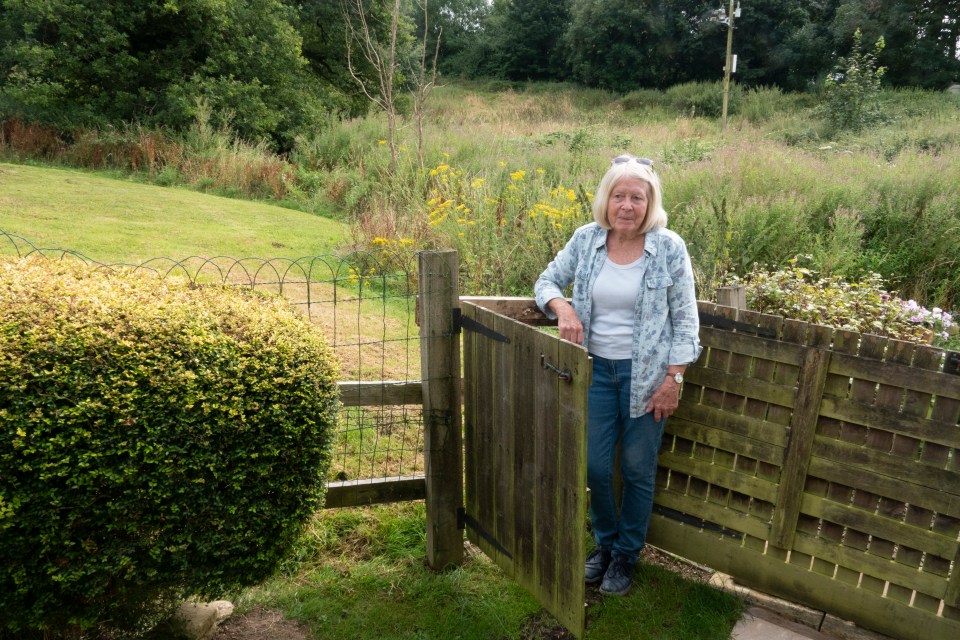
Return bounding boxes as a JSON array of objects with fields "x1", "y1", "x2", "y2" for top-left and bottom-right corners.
[{"x1": 4, "y1": 82, "x2": 959, "y2": 315}]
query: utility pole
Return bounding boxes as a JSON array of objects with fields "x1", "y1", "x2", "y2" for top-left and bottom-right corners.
[{"x1": 721, "y1": 0, "x2": 737, "y2": 131}]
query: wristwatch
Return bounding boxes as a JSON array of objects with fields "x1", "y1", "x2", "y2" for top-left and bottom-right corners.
[{"x1": 671, "y1": 372, "x2": 684, "y2": 384}]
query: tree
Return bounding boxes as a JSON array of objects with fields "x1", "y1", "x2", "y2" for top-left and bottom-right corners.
[
  {"x1": 827, "y1": 0, "x2": 960, "y2": 89},
  {"x1": 882, "y1": 0, "x2": 960, "y2": 87},
  {"x1": 0, "y1": 0, "x2": 328, "y2": 148},
  {"x1": 294, "y1": 0, "x2": 402, "y2": 119},
  {"x1": 822, "y1": 28, "x2": 887, "y2": 131},
  {"x1": 451, "y1": 0, "x2": 514, "y2": 79},
  {"x1": 726, "y1": 0, "x2": 828, "y2": 89},
  {"x1": 565, "y1": 0, "x2": 702, "y2": 90},
  {"x1": 496, "y1": 0, "x2": 571, "y2": 81},
  {"x1": 410, "y1": 0, "x2": 441, "y2": 167},
  {"x1": 777, "y1": 1, "x2": 844, "y2": 90},
  {"x1": 412, "y1": 0, "x2": 490, "y2": 75},
  {"x1": 343, "y1": 0, "x2": 415, "y2": 173}
]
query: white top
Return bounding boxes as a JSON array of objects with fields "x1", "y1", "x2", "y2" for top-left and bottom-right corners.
[{"x1": 588, "y1": 256, "x2": 644, "y2": 359}]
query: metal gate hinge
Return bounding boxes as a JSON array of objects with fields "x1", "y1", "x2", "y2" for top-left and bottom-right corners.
[
  {"x1": 451, "y1": 307, "x2": 462, "y2": 334},
  {"x1": 458, "y1": 312, "x2": 511, "y2": 343}
]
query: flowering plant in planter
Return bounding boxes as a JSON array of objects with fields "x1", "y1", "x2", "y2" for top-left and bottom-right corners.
[{"x1": 901, "y1": 300, "x2": 956, "y2": 346}]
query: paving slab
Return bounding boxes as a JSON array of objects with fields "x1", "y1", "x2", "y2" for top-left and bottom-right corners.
[
  {"x1": 733, "y1": 607, "x2": 836, "y2": 640},
  {"x1": 710, "y1": 572, "x2": 895, "y2": 640}
]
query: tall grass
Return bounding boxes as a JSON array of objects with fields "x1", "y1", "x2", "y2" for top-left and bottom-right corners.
[
  {"x1": 3, "y1": 83, "x2": 960, "y2": 309},
  {"x1": 293, "y1": 82, "x2": 960, "y2": 310},
  {"x1": 1, "y1": 108, "x2": 298, "y2": 204}
]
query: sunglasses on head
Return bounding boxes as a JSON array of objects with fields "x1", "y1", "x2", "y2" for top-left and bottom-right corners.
[{"x1": 612, "y1": 154, "x2": 654, "y2": 167}]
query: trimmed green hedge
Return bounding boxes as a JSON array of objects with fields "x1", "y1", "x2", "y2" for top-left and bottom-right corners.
[{"x1": 0, "y1": 258, "x2": 340, "y2": 636}]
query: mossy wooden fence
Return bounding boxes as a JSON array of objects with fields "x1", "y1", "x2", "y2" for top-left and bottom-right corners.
[{"x1": 644, "y1": 300, "x2": 960, "y2": 640}]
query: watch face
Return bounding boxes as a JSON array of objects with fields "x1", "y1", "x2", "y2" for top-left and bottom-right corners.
[{"x1": 673, "y1": 373, "x2": 684, "y2": 384}]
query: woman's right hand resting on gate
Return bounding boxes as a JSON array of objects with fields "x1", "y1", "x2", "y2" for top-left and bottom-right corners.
[{"x1": 548, "y1": 298, "x2": 584, "y2": 345}]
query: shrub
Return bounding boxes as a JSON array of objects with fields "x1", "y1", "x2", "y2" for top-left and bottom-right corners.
[
  {"x1": 0, "y1": 258, "x2": 340, "y2": 637},
  {"x1": 663, "y1": 81, "x2": 738, "y2": 118},
  {"x1": 729, "y1": 258, "x2": 946, "y2": 345},
  {"x1": 821, "y1": 29, "x2": 887, "y2": 133}
]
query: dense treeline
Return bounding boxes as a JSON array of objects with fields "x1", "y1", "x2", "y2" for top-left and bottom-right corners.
[
  {"x1": 2, "y1": 0, "x2": 958, "y2": 146},
  {"x1": 425, "y1": 0, "x2": 959, "y2": 90},
  {"x1": 0, "y1": 0, "x2": 399, "y2": 148}
]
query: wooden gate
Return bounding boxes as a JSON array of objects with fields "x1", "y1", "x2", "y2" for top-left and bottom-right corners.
[{"x1": 460, "y1": 300, "x2": 592, "y2": 638}]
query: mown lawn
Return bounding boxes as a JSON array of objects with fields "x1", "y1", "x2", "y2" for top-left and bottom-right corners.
[{"x1": 0, "y1": 162, "x2": 346, "y2": 263}]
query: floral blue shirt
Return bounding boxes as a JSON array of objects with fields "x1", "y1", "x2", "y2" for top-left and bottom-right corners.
[{"x1": 535, "y1": 222, "x2": 702, "y2": 417}]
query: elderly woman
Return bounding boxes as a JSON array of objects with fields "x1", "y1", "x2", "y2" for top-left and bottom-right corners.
[{"x1": 534, "y1": 155, "x2": 702, "y2": 596}]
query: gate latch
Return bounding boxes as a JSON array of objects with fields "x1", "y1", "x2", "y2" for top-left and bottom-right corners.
[{"x1": 540, "y1": 354, "x2": 573, "y2": 382}]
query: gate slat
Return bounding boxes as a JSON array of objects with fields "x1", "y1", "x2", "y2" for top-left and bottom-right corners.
[
  {"x1": 534, "y1": 328, "x2": 560, "y2": 615},
  {"x1": 554, "y1": 337, "x2": 590, "y2": 637},
  {"x1": 494, "y1": 311, "x2": 517, "y2": 563}
]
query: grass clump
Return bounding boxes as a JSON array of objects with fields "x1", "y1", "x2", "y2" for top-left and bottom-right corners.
[{"x1": 235, "y1": 504, "x2": 544, "y2": 640}]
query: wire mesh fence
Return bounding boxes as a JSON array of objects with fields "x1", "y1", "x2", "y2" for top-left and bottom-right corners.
[{"x1": 1, "y1": 230, "x2": 426, "y2": 483}]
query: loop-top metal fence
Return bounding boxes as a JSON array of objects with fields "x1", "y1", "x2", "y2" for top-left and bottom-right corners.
[{"x1": 0, "y1": 229, "x2": 426, "y2": 484}]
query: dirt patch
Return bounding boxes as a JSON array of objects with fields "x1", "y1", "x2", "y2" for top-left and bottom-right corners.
[
  {"x1": 639, "y1": 545, "x2": 714, "y2": 583},
  {"x1": 213, "y1": 607, "x2": 311, "y2": 640}
]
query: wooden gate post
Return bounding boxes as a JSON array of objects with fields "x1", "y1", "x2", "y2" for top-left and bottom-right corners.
[{"x1": 419, "y1": 250, "x2": 464, "y2": 569}]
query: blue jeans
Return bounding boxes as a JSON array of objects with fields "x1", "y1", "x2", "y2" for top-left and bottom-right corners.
[{"x1": 587, "y1": 355, "x2": 665, "y2": 563}]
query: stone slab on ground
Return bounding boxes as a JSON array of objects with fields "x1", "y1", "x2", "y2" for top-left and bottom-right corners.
[
  {"x1": 710, "y1": 572, "x2": 895, "y2": 640},
  {"x1": 733, "y1": 606, "x2": 834, "y2": 640},
  {"x1": 177, "y1": 600, "x2": 235, "y2": 640}
]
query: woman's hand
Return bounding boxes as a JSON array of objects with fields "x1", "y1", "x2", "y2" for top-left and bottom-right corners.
[
  {"x1": 646, "y1": 377, "x2": 681, "y2": 422},
  {"x1": 548, "y1": 298, "x2": 584, "y2": 345}
]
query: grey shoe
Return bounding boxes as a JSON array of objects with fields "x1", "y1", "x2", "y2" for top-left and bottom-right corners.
[
  {"x1": 599, "y1": 554, "x2": 633, "y2": 596},
  {"x1": 584, "y1": 547, "x2": 611, "y2": 584}
]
